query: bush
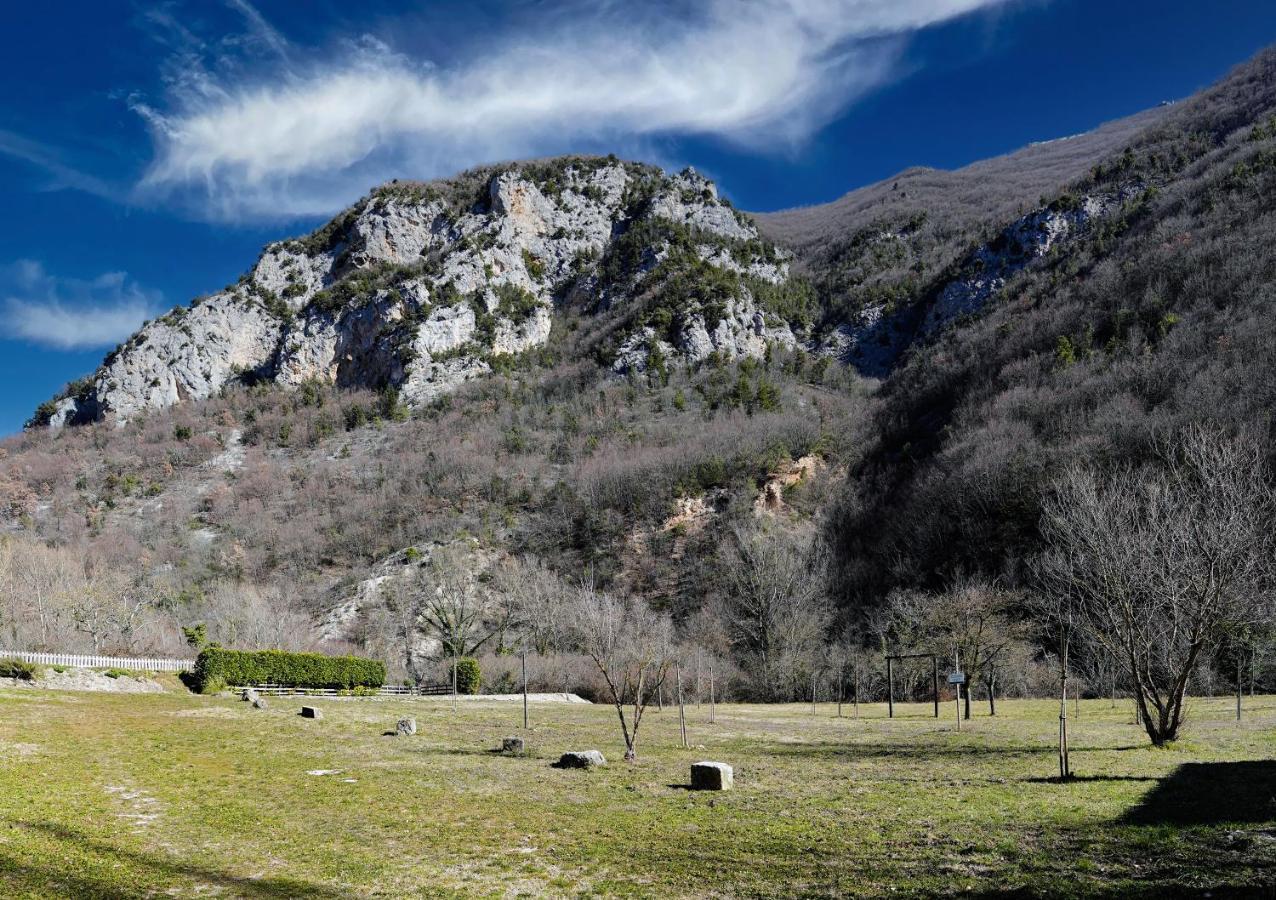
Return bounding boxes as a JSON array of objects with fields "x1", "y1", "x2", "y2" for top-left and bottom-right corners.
[
  {"x1": 0, "y1": 659, "x2": 41, "y2": 681},
  {"x1": 199, "y1": 675, "x2": 228, "y2": 696},
  {"x1": 454, "y1": 657, "x2": 481, "y2": 694},
  {"x1": 193, "y1": 647, "x2": 386, "y2": 691},
  {"x1": 102, "y1": 668, "x2": 132, "y2": 679}
]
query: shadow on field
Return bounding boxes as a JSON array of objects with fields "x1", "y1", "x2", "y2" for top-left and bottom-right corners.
[
  {"x1": 965, "y1": 886, "x2": 1275, "y2": 899},
  {"x1": 759, "y1": 740, "x2": 1143, "y2": 760},
  {"x1": 1121, "y1": 761, "x2": 1276, "y2": 826},
  {"x1": 1023, "y1": 775, "x2": 1158, "y2": 784},
  {"x1": 3, "y1": 820, "x2": 344, "y2": 898}
]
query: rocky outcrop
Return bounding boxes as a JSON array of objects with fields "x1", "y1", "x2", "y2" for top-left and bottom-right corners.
[
  {"x1": 40, "y1": 157, "x2": 798, "y2": 426},
  {"x1": 92, "y1": 293, "x2": 282, "y2": 422},
  {"x1": 920, "y1": 187, "x2": 1143, "y2": 336}
]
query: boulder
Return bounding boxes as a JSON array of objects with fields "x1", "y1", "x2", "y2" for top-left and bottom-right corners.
[
  {"x1": 252, "y1": 697, "x2": 268, "y2": 710},
  {"x1": 554, "y1": 750, "x2": 605, "y2": 769},
  {"x1": 300, "y1": 706, "x2": 323, "y2": 720},
  {"x1": 690, "y1": 761, "x2": 733, "y2": 791},
  {"x1": 396, "y1": 717, "x2": 417, "y2": 736},
  {"x1": 501, "y1": 736, "x2": 525, "y2": 754}
]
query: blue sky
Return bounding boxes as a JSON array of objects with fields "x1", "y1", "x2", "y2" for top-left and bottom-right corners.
[{"x1": 2, "y1": 0, "x2": 1275, "y2": 434}]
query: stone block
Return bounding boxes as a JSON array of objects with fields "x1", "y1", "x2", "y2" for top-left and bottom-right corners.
[
  {"x1": 690, "y1": 761, "x2": 733, "y2": 790},
  {"x1": 554, "y1": 750, "x2": 605, "y2": 769}
]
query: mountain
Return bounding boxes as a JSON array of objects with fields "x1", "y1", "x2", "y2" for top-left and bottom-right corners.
[
  {"x1": 31, "y1": 159, "x2": 806, "y2": 428},
  {"x1": 5, "y1": 46, "x2": 1276, "y2": 690}
]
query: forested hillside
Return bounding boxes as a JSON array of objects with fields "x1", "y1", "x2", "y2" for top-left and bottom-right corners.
[{"x1": 3, "y1": 47, "x2": 1276, "y2": 704}]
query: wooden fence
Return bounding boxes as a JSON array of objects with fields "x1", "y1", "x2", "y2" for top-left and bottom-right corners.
[{"x1": 0, "y1": 650, "x2": 194, "y2": 673}]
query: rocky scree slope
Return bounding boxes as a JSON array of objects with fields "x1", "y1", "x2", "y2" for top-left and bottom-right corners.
[{"x1": 35, "y1": 158, "x2": 805, "y2": 427}]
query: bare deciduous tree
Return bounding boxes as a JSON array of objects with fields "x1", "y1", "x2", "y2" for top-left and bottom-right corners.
[
  {"x1": 413, "y1": 548, "x2": 501, "y2": 659},
  {"x1": 494, "y1": 556, "x2": 572, "y2": 655},
  {"x1": 570, "y1": 587, "x2": 674, "y2": 762},
  {"x1": 723, "y1": 527, "x2": 832, "y2": 701},
  {"x1": 1035, "y1": 428, "x2": 1276, "y2": 745}
]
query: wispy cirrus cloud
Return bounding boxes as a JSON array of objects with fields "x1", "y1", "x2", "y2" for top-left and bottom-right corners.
[
  {"x1": 134, "y1": 0, "x2": 1010, "y2": 221},
  {"x1": 1, "y1": 261, "x2": 163, "y2": 350}
]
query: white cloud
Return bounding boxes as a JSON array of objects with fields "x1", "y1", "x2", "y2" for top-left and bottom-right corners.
[
  {"x1": 1, "y1": 261, "x2": 163, "y2": 350},
  {"x1": 137, "y1": 0, "x2": 1007, "y2": 221}
]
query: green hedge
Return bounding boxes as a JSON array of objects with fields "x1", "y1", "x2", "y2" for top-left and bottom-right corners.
[
  {"x1": 194, "y1": 648, "x2": 385, "y2": 690},
  {"x1": 455, "y1": 657, "x2": 481, "y2": 694}
]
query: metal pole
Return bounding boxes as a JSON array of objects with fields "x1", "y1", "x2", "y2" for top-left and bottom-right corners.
[
  {"x1": 522, "y1": 647, "x2": 529, "y2": 730},
  {"x1": 887, "y1": 656, "x2": 894, "y2": 718},
  {"x1": 452, "y1": 654, "x2": 458, "y2": 713}
]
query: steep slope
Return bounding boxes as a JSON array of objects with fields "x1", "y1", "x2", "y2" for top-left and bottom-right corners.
[
  {"x1": 829, "y1": 46, "x2": 1276, "y2": 605},
  {"x1": 34, "y1": 158, "x2": 806, "y2": 427},
  {"x1": 752, "y1": 106, "x2": 1172, "y2": 373}
]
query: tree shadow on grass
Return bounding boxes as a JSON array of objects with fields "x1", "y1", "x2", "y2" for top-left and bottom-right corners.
[
  {"x1": 759, "y1": 740, "x2": 1144, "y2": 761},
  {"x1": 1121, "y1": 761, "x2": 1276, "y2": 826},
  {"x1": 5, "y1": 820, "x2": 346, "y2": 898},
  {"x1": 1023, "y1": 774, "x2": 1159, "y2": 784}
]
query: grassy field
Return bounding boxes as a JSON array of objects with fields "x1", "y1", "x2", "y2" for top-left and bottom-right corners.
[{"x1": 0, "y1": 686, "x2": 1273, "y2": 898}]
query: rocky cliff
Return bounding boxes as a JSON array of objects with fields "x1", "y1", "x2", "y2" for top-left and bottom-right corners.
[
  {"x1": 34, "y1": 154, "x2": 1144, "y2": 428},
  {"x1": 37, "y1": 158, "x2": 801, "y2": 427}
]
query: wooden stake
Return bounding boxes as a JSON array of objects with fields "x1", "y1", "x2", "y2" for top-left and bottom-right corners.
[
  {"x1": 1237, "y1": 653, "x2": 1243, "y2": 723},
  {"x1": 522, "y1": 647, "x2": 529, "y2": 731},
  {"x1": 708, "y1": 661, "x2": 716, "y2": 725},
  {"x1": 886, "y1": 656, "x2": 894, "y2": 719},
  {"x1": 676, "y1": 665, "x2": 688, "y2": 749},
  {"x1": 837, "y1": 656, "x2": 844, "y2": 719},
  {"x1": 853, "y1": 656, "x2": 860, "y2": 719},
  {"x1": 932, "y1": 655, "x2": 939, "y2": 718}
]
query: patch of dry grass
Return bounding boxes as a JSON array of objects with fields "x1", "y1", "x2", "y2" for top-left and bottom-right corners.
[{"x1": 0, "y1": 689, "x2": 1273, "y2": 897}]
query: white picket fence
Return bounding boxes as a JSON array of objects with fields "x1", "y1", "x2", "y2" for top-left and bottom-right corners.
[{"x1": 0, "y1": 650, "x2": 193, "y2": 673}]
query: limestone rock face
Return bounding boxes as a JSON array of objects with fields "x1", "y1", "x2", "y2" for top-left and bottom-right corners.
[
  {"x1": 38, "y1": 157, "x2": 804, "y2": 427},
  {"x1": 921, "y1": 186, "x2": 1143, "y2": 337},
  {"x1": 92, "y1": 293, "x2": 282, "y2": 423}
]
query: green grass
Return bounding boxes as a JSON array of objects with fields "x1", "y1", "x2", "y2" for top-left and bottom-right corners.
[{"x1": 0, "y1": 689, "x2": 1273, "y2": 897}]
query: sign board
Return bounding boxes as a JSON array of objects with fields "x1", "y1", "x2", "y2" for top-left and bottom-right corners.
[{"x1": 947, "y1": 672, "x2": 966, "y2": 685}]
